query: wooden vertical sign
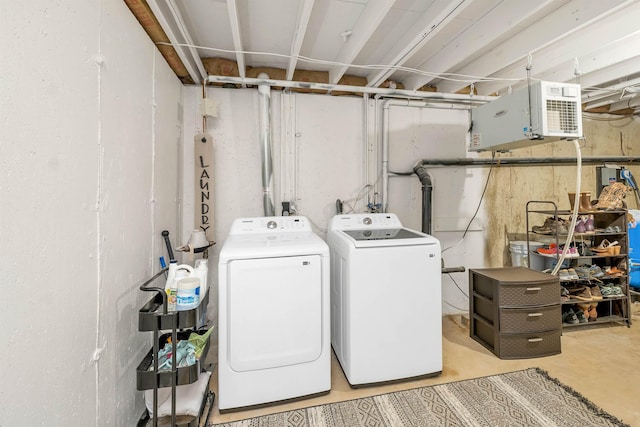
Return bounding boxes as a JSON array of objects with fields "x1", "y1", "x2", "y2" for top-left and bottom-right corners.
[{"x1": 194, "y1": 133, "x2": 214, "y2": 241}]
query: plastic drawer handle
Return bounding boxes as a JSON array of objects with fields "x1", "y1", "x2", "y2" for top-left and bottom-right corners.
[
  {"x1": 526, "y1": 287, "x2": 541, "y2": 291},
  {"x1": 527, "y1": 313, "x2": 543, "y2": 317},
  {"x1": 528, "y1": 338, "x2": 543, "y2": 343}
]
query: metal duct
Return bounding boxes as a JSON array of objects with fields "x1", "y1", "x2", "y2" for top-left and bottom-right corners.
[{"x1": 258, "y1": 73, "x2": 275, "y2": 216}]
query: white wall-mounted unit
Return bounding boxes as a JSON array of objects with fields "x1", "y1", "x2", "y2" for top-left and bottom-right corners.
[{"x1": 469, "y1": 81, "x2": 582, "y2": 152}]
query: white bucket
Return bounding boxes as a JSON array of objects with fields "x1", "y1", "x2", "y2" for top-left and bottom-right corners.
[
  {"x1": 509, "y1": 241, "x2": 544, "y2": 270},
  {"x1": 176, "y1": 277, "x2": 201, "y2": 311}
]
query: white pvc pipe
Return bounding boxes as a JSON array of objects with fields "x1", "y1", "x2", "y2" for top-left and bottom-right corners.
[
  {"x1": 258, "y1": 73, "x2": 275, "y2": 216},
  {"x1": 207, "y1": 75, "x2": 494, "y2": 104}
]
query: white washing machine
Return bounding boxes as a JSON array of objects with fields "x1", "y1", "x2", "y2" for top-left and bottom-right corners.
[
  {"x1": 327, "y1": 213, "x2": 442, "y2": 386},
  {"x1": 217, "y1": 216, "x2": 330, "y2": 410}
]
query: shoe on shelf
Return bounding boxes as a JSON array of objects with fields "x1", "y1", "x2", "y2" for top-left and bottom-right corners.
[
  {"x1": 562, "y1": 308, "x2": 580, "y2": 325},
  {"x1": 589, "y1": 286, "x2": 604, "y2": 301},
  {"x1": 533, "y1": 216, "x2": 569, "y2": 235},
  {"x1": 575, "y1": 218, "x2": 587, "y2": 234},
  {"x1": 574, "y1": 307, "x2": 589, "y2": 323},
  {"x1": 538, "y1": 244, "x2": 559, "y2": 255},
  {"x1": 599, "y1": 285, "x2": 614, "y2": 298},
  {"x1": 591, "y1": 239, "x2": 618, "y2": 254},
  {"x1": 588, "y1": 303, "x2": 598, "y2": 322},
  {"x1": 576, "y1": 302, "x2": 590, "y2": 318},
  {"x1": 573, "y1": 287, "x2": 593, "y2": 301},
  {"x1": 589, "y1": 265, "x2": 605, "y2": 278},
  {"x1": 606, "y1": 266, "x2": 624, "y2": 278},
  {"x1": 617, "y1": 259, "x2": 628, "y2": 271},
  {"x1": 567, "y1": 268, "x2": 579, "y2": 280},
  {"x1": 610, "y1": 285, "x2": 625, "y2": 297},
  {"x1": 584, "y1": 215, "x2": 595, "y2": 232},
  {"x1": 559, "y1": 269, "x2": 572, "y2": 281}
]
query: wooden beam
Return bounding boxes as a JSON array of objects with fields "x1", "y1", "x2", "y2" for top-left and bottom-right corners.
[
  {"x1": 123, "y1": 0, "x2": 191, "y2": 83},
  {"x1": 147, "y1": 0, "x2": 203, "y2": 84}
]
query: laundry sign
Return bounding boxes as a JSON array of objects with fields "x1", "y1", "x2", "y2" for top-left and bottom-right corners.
[{"x1": 194, "y1": 133, "x2": 213, "y2": 241}]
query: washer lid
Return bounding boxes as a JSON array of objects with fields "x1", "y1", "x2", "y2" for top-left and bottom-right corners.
[
  {"x1": 337, "y1": 228, "x2": 439, "y2": 248},
  {"x1": 343, "y1": 228, "x2": 424, "y2": 241}
]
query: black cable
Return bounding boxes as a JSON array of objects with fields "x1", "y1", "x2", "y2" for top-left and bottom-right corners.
[
  {"x1": 447, "y1": 272, "x2": 469, "y2": 299},
  {"x1": 442, "y1": 299, "x2": 468, "y2": 312},
  {"x1": 460, "y1": 151, "x2": 496, "y2": 241}
]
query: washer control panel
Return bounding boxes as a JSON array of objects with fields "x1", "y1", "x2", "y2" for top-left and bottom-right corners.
[
  {"x1": 330, "y1": 213, "x2": 402, "y2": 230},
  {"x1": 230, "y1": 216, "x2": 311, "y2": 234}
]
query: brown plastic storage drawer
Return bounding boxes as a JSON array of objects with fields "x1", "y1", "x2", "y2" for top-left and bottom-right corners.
[
  {"x1": 498, "y1": 281, "x2": 558, "y2": 307},
  {"x1": 499, "y1": 305, "x2": 561, "y2": 333},
  {"x1": 498, "y1": 329, "x2": 561, "y2": 359},
  {"x1": 471, "y1": 267, "x2": 558, "y2": 306},
  {"x1": 469, "y1": 267, "x2": 561, "y2": 360}
]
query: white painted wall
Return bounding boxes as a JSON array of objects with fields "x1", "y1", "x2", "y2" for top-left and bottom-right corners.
[
  {"x1": 181, "y1": 87, "x2": 481, "y2": 343},
  {"x1": 384, "y1": 103, "x2": 486, "y2": 314},
  {"x1": 0, "y1": 1, "x2": 182, "y2": 426}
]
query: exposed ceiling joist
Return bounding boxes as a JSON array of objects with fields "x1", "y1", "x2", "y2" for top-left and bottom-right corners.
[
  {"x1": 585, "y1": 76, "x2": 640, "y2": 110},
  {"x1": 328, "y1": 0, "x2": 396, "y2": 84},
  {"x1": 534, "y1": 33, "x2": 640, "y2": 89},
  {"x1": 436, "y1": 0, "x2": 630, "y2": 94},
  {"x1": 609, "y1": 96, "x2": 640, "y2": 113},
  {"x1": 365, "y1": 0, "x2": 472, "y2": 88},
  {"x1": 286, "y1": 0, "x2": 315, "y2": 81},
  {"x1": 146, "y1": 0, "x2": 205, "y2": 84},
  {"x1": 126, "y1": 0, "x2": 640, "y2": 115},
  {"x1": 403, "y1": 0, "x2": 560, "y2": 91},
  {"x1": 475, "y1": 1, "x2": 640, "y2": 96},
  {"x1": 227, "y1": 0, "x2": 246, "y2": 81},
  {"x1": 580, "y1": 56, "x2": 640, "y2": 99},
  {"x1": 166, "y1": 0, "x2": 207, "y2": 79}
]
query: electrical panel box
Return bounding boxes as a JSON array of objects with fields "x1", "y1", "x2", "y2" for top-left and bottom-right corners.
[
  {"x1": 469, "y1": 81, "x2": 583, "y2": 152},
  {"x1": 596, "y1": 166, "x2": 623, "y2": 197}
]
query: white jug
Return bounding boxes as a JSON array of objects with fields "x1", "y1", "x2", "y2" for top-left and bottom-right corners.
[{"x1": 165, "y1": 261, "x2": 195, "y2": 311}]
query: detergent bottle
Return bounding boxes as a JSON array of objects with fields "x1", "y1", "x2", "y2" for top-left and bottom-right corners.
[{"x1": 165, "y1": 261, "x2": 194, "y2": 311}]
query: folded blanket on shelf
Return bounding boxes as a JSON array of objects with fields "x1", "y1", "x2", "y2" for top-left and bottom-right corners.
[{"x1": 144, "y1": 371, "x2": 211, "y2": 418}]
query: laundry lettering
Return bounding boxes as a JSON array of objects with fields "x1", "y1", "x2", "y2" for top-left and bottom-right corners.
[{"x1": 194, "y1": 135, "x2": 214, "y2": 241}]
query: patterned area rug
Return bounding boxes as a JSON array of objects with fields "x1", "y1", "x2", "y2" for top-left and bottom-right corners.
[{"x1": 209, "y1": 368, "x2": 629, "y2": 427}]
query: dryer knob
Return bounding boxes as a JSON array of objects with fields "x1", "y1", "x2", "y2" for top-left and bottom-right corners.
[
  {"x1": 362, "y1": 217, "x2": 372, "y2": 225},
  {"x1": 267, "y1": 220, "x2": 278, "y2": 229}
]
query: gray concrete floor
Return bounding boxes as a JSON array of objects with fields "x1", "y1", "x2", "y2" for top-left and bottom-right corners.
[{"x1": 208, "y1": 308, "x2": 640, "y2": 426}]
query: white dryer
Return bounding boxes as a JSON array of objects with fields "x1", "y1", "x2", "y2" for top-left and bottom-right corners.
[
  {"x1": 327, "y1": 213, "x2": 442, "y2": 386},
  {"x1": 218, "y1": 216, "x2": 330, "y2": 410}
]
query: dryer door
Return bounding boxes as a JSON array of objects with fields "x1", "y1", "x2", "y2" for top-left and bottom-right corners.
[{"x1": 227, "y1": 254, "x2": 322, "y2": 371}]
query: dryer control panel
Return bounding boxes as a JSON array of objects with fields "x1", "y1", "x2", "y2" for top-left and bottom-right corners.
[
  {"x1": 329, "y1": 213, "x2": 402, "y2": 230},
  {"x1": 230, "y1": 216, "x2": 312, "y2": 234}
]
